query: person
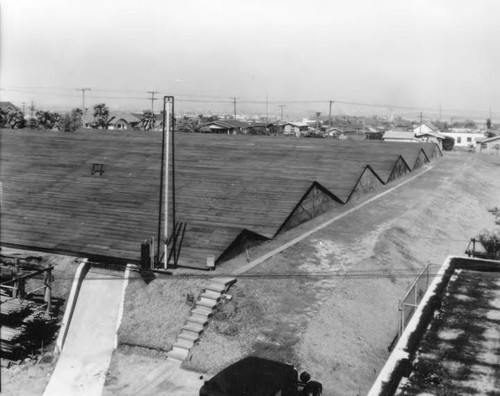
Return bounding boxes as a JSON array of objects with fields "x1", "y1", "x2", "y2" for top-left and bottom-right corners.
[{"x1": 301, "y1": 380, "x2": 322, "y2": 396}]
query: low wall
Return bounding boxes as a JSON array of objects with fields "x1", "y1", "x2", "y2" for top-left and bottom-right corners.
[
  {"x1": 54, "y1": 259, "x2": 90, "y2": 356},
  {"x1": 367, "y1": 256, "x2": 500, "y2": 396}
]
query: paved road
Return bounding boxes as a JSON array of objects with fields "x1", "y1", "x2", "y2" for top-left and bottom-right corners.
[{"x1": 44, "y1": 268, "x2": 125, "y2": 396}]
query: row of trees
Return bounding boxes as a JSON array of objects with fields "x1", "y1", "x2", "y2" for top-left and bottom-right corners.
[{"x1": 0, "y1": 103, "x2": 160, "y2": 132}]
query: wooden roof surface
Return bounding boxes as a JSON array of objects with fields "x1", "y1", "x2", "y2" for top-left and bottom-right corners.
[{"x1": 0, "y1": 129, "x2": 437, "y2": 267}]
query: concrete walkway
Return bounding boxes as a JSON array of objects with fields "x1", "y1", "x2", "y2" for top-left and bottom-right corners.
[{"x1": 44, "y1": 268, "x2": 125, "y2": 396}]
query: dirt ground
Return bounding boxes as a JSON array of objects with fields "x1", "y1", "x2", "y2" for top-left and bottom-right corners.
[{"x1": 3, "y1": 151, "x2": 500, "y2": 395}]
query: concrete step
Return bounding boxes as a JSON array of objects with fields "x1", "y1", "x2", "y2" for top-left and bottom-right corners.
[
  {"x1": 189, "y1": 314, "x2": 209, "y2": 326},
  {"x1": 178, "y1": 331, "x2": 199, "y2": 342},
  {"x1": 182, "y1": 322, "x2": 205, "y2": 335},
  {"x1": 199, "y1": 295, "x2": 218, "y2": 305},
  {"x1": 201, "y1": 290, "x2": 222, "y2": 300},
  {"x1": 173, "y1": 338, "x2": 195, "y2": 351},
  {"x1": 198, "y1": 298, "x2": 218, "y2": 309},
  {"x1": 212, "y1": 277, "x2": 237, "y2": 288},
  {"x1": 167, "y1": 348, "x2": 188, "y2": 362},
  {"x1": 192, "y1": 306, "x2": 213, "y2": 317},
  {"x1": 205, "y1": 282, "x2": 227, "y2": 293}
]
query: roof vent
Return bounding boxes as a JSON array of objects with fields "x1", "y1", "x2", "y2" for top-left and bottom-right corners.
[{"x1": 91, "y1": 163, "x2": 105, "y2": 176}]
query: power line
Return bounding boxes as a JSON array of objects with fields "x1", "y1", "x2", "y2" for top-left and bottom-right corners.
[
  {"x1": 76, "y1": 87, "x2": 91, "y2": 115},
  {"x1": 278, "y1": 105, "x2": 287, "y2": 122},
  {"x1": 3, "y1": 87, "x2": 499, "y2": 117},
  {"x1": 147, "y1": 91, "x2": 159, "y2": 113}
]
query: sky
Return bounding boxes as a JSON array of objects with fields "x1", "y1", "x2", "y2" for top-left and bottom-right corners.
[{"x1": 1, "y1": 0, "x2": 499, "y2": 120}]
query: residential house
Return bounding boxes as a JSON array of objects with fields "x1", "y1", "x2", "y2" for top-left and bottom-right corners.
[
  {"x1": 0, "y1": 101, "x2": 21, "y2": 112},
  {"x1": 199, "y1": 119, "x2": 250, "y2": 134},
  {"x1": 414, "y1": 130, "x2": 446, "y2": 150},
  {"x1": 441, "y1": 129, "x2": 486, "y2": 148},
  {"x1": 107, "y1": 113, "x2": 142, "y2": 130},
  {"x1": 477, "y1": 135, "x2": 500, "y2": 154},
  {"x1": 281, "y1": 122, "x2": 309, "y2": 136},
  {"x1": 247, "y1": 122, "x2": 277, "y2": 135},
  {"x1": 412, "y1": 122, "x2": 438, "y2": 135}
]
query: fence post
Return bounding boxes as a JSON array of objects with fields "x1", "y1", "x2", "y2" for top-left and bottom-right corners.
[{"x1": 140, "y1": 240, "x2": 151, "y2": 269}]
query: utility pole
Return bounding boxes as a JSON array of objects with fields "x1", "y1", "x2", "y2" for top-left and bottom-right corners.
[
  {"x1": 21, "y1": 102, "x2": 26, "y2": 115},
  {"x1": 232, "y1": 97, "x2": 238, "y2": 119},
  {"x1": 328, "y1": 100, "x2": 334, "y2": 128},
  {"x1": 147, "y1": 91, "x2": 159, "y2": 113},
  {"x1": 278, "y1": 105, "x2": 286, "y2": 122},
  {"x1": 439, "y1": 103, "x2": 442, "y2": 125},
  {"x1": 158, "y1": 96, "x2": 176, "y2": 269},
  {"x1": 77, "y1": 87, "x2": 91, "y2": 118},
  {"x1": 266, "y1": 91, "x2": 269, "y2": 121},
  {"x1": 419, "y1": 112, "x2": 423, "y2": 134},
  {"x1": 29, "y1": 100, "x2": 35, "y2": 118}
]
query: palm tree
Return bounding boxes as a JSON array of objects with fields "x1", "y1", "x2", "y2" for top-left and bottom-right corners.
[
  {"x1": 140, "y1": 110, "x2": 156, "y2": 131},
  {"x1": 93, "y1": 103, "x2": 110, "y2": 129}
]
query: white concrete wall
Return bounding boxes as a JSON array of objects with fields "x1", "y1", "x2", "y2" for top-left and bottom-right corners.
[{"x1": 442, "y1": 132, "x2": 485, "y2": 147}]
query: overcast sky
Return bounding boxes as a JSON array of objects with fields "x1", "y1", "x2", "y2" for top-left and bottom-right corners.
[{"x1": 1, "y1": 0, "x2": 499, "y2": 120}]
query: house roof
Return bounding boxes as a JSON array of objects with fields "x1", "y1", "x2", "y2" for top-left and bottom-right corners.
[
  {"x1": 0, "y1": 129, "x2": 438, "y2": 269},
  {"x1": 414, "y1": 122, "x2": 438, "y2": 132},
  {"x1": 0, "y1": 101, "x2": 20, "y2": 112},
  {"x1": 479, "y1": 134, "x2": 500, "y2": 144},
  {"x1": 414, "y1": 130, "x2": 447, "y2": 140},
  {"x1": 282, "y1": 122, "x2": 308, "y2": 127},
  {"x1": 382, "y1": 131, "x2": 420, "y2": 140},
  {"x1": 202, "y1": 119, "x2": 249, "y2": 129},
  {"x1": 108, "y1": 113, "x2": 141, "y2": 125}
]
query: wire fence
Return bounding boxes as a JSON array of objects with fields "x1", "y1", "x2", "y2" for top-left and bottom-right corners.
[{"x1": 398, "y1": 262, "x2": 432, "y2": 338}]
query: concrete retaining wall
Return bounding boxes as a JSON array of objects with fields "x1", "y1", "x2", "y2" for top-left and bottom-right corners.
[{"x1": 54, "y1": 259, "x2": 90, "y2": 356}]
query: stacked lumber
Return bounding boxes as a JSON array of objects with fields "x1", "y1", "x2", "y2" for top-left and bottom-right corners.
[
  {"x1": 1, "y1": 296, "x2": 34, "y2": 320},
  {"x1": 1, "y1": 298, "x2": 57, "y2": 359},
  {"x1": 1, "y1": 325, "x2": 27, "y2": 358}
]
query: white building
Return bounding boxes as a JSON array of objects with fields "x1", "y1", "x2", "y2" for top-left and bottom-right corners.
[{"x1": 441, "y1": 129, "x2": 486, "y2": 148}]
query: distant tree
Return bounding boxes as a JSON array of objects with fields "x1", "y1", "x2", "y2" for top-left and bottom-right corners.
[
  {"x1": 35, "y1": 110, "x2": 62, "y2": 130},
  {"x1": 140, "y1": 110, "x2": 156, "y2": 131},
  {"x1": 464, "y1": 119, "x2": 476, "y2": 129},
  {"x1": 62, "y1": 108, "x2": 83, "y2": 132},
  {"x1": 93, "y1": 103, "x2": 110, "y2": 129},
  {"x1": 486, "y1": 118, "x2": 492, "y2": 130},
  {"x1": 5, "y1": 109, "x2": 26, "y2": 129},
  {"x1": 0, "y1": 108, "x2": 7, "y2": 127},
  {"x1": 442, "y1": 136, "x2": 455, "y2": 151},
  {"x1": 27, "y1": 117, "x2": 38, "y2": 130}
]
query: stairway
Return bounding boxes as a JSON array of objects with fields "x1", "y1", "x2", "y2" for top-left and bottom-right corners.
[{"x1": 166, "y1": 276, "x2": 237, "y2": 362}]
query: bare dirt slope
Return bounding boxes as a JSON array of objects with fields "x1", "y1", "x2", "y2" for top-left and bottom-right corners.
[{"x1": 182, "y1": 152, "x2": 500, "y2": 395}]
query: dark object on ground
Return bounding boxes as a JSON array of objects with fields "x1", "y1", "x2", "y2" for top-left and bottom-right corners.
[{"x1": 199, "y1": 356, "x2": 322, "y2": 396}]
